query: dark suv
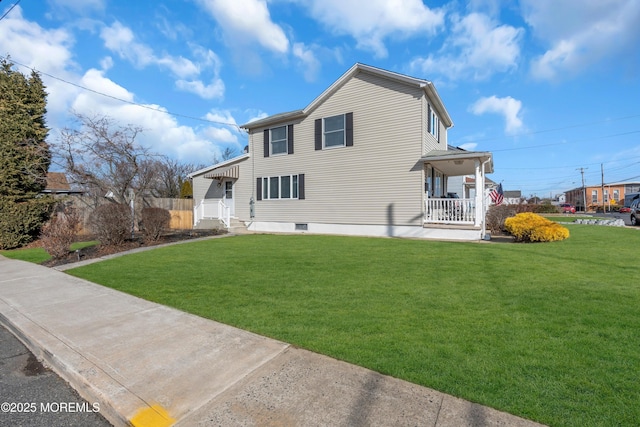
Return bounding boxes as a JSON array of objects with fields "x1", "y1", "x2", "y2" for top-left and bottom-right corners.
[{"x1": 630, "y1": 199, "x2": 640, "y2": 226}]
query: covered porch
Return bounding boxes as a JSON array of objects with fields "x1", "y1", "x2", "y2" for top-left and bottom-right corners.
[
  {"x1": 421, "y1": 149, "x2": 493, "y2": 234},
  {"x1": 193, "y1": 164, "x2": 240, "y2": 229}
]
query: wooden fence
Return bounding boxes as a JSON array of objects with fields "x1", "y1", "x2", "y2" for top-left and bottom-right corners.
[{"x1": 64, "y1": 196, "x2": 194, "y2": 233}]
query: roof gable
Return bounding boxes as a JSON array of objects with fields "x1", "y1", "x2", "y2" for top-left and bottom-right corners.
[{"x1": 241, "y1": 63, "x2": 452, "y2": 130}]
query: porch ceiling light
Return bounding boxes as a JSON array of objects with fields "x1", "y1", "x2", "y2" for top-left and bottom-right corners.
[{"x1": 454, "y1": 160, "x2": 464, "y2": 165}]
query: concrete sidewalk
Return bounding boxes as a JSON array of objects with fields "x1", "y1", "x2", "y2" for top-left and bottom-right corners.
[{"x1": 0, "y1": 256, "x2": 546, "y2": 427}]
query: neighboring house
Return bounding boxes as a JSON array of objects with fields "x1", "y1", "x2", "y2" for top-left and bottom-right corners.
[
  {"x1": 42, "y1": 172, "x2": 84, "y2": 196},
  {"x1": 447, "y1": 174, "x2": 496, "y2": 200},
  {"x1": 565, "y1": 181, "x2": 640, "y2": 211},
  {"x1": 503, "y1": 190, "x2": 522, "y2": 205},
  {"x1": 190, "y1": 63, "x2": 494, "y2": 240}
]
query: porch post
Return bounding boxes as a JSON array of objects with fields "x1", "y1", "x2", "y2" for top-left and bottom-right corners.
[{"x1": 474, "y1": 160, "x2": 482, "y2": 227}]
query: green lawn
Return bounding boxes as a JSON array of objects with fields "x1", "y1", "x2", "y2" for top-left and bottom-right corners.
[
  {"x1": 1, "y1": 240, "x2": 99, "y2": 264},
  {"x1": 63, "y1": 226, "x2": 640, "y2": 427}
]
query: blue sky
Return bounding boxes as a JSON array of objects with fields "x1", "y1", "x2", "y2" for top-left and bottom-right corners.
[{"x1": 1, "y1": 0, "x2": 639, "y2": 198}]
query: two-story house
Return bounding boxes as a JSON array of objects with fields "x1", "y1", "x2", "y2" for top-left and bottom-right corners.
[{"x1": 190, "y1": 63, "x2": 494, "y2": 240}]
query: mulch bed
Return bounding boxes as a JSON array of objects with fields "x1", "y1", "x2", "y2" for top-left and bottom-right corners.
[{"x1": 40, "y1": 229, "x2": 225, "y2": 268}]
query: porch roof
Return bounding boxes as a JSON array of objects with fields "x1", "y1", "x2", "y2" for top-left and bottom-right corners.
[
  {"x1": 203, "y1": 164, "x2": 239, "y2": 180},
  {"x1": 421, "y1": 149, "x2": 494, "y2": 176}
]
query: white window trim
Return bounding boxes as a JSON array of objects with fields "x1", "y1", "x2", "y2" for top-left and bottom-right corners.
[
  {"x1": 323, "y1": 114, "x2": 346, "y2": 149},
  {"x1": 270, "y1": 126, "x2": 288, "y2": 156},
  {"x1": 430, "y1": 110, "x2": 439, "y2": 141},
  {"x1": 262, "y1": 175, "x2": 299, "y2": 200}
]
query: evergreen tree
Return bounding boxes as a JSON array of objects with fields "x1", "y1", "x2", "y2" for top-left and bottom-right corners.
[{"x1": 0, "y1": 58, "x2": 54, "y2": 249}]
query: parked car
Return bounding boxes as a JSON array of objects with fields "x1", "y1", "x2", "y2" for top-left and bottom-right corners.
[
  {"x1": 560, "y1": 203, "x2": 576, "y2": 214},
  {"x1": 620, "y1": 206, "x2": 631, "y2": 214},
  {"x1": 630, "y1": 200, "x2": 640, "y2": 226}
]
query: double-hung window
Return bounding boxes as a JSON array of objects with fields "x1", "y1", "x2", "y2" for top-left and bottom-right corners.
[
  {"x1": 315, "y1": 112, "x2": 353, "y2": 150},
  {"x1": 263, "y1": 124, "x2": 293, "y2": 157},
  {"x1": 258, "y1": 174, "x2": 302, "y2": 200},
  {"x1": 324, "y1": 114, "x2": 346, "y2": 148},
  {"x1": 270, "y1": 126, "x2": 287, "y2": 155}
]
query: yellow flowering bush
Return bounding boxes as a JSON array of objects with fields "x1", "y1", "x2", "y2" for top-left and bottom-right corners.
[{"x1": 504, "y1": 212, "x2": 570, "y2": 242}]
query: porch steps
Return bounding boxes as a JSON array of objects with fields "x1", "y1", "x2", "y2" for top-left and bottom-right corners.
[
  {"x1": 194, "y1": 217, "x2": 250, "y2": 233},
  {"x1": 228, "y1": 218, "x2": 252, "y2": 234},
  {"x1": 193, "y1": 218, "x2": 221, "y2": 230}
]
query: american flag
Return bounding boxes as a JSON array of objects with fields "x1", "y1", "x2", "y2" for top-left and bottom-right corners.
[{"x1": 490, "y1": 183, "x2": 504, "y2": 205}]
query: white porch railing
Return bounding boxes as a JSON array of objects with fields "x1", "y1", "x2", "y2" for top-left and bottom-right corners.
[
  {"x1": 425, "y1": 198, "x2": 475, "y2": 224},
  {"x1": 194, "y1": 199, "x2": 230, "y2": 228},
  {"x1": 218, "y1": 200, "x2": 230, "y2": 228}
]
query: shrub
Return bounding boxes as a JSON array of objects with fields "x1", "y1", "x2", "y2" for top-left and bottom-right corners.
[
  {"x1": 88, "y1": 203, "x2": 131, "y2": 246},
  {"x1": 486, "y1": 205, "x2": 516, "y2": 234},
  {"x1": 533, "y1": 203, "x2": 558, "y2": 214},
  {"x1": 40, "y1": 204, "x2": 81, "y2": 259},
  {"x1": 0, "y1": 196, "x2": 54, "y2": 249},
  {"x1": 504, "y1": 212, "x2": 570, "y2": 243},
  {"x1": 140, "y1": 207, "x2": 170, "y2": 242}
]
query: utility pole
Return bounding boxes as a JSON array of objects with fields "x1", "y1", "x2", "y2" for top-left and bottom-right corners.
[
  {"x1": 601, "y1": 163, "x2": 606, "y2": 213},
  {"x1": 577, "y1": 167, "x2": 588, "y2": 212}
]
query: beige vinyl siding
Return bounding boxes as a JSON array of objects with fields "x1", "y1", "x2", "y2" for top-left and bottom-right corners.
[
  {"x1": 232, "y1": 157, "x2": 253, "y2": 219},
  {"x1": 250, "y1": 71, "x2": 426, "y2": 226},
  {"x1": 192, "y1": 175, "x2": 217, "y2": 205},
  {"x1": 192, "y1": 157, "x2": 252, "y2": 219},
  {"x1": 423, "y1": 98, "x2": 445, "y2": 153}
]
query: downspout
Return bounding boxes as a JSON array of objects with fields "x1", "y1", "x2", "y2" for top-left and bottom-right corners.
[{"x1": 480, "y1": 157, "x2": 491, "y2": 240}]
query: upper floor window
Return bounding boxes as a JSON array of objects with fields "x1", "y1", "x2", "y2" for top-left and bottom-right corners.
[
  {"x1": 315, "y1": 112, "x2": 353, "y2": 150},
  {"x1": 591, "y1": 190, "x2": 598, "y2": 203},
  {"x1": 263, "y1": 124, "x2": 293, "y2": 157},
  {"x1": 324, "y1": 114, "x2": 346, "y2": 148},
  {"x1": 270, "y1": 126, "x2": 287, "y2": 155},
  {"x1": 429, "y1": 107, "x2": 439, "y2": 141}
]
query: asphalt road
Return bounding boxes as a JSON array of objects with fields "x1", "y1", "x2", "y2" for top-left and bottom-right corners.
[{"x1": 0, "y1": 324, "x2": 112, "y2": 427}]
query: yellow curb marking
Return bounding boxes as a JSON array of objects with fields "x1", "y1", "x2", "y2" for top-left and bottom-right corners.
[{"x1": 130, "y1": 404, "x2": 175, "y2": 427}]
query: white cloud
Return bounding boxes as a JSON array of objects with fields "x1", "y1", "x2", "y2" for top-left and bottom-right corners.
[
  {"x1": 195, "y1": 0, "x2": 289, "y2": 53},
  {"x1": 458, "y1": 142, "x2": 478, "y2": 151},
  {"x1": 470, "y1": 95, "x2": 524, "y2": 135},
  {"x1": 0, "y1": 6, "x2": 79, "y2": 125},
  {"x1": 522, "y1": 0, "x2": 640, "y2": 80},
  {"x1": 300, "y1": 0, "x2": 444, "y2": 58},
  {"x1": 204, "y1": 110, "x2": 238, "y2": 127},
  {"x1": 293, "y1": 43, "x2": 321, "y2": 82},
  {"x1": 176, "y1": 78, "x2": 225, "y2": 100},
  {"x1": 411, "y1": 12, "x2": 523, "y2": 81},
  {"x1": 100, "y1": 21, "x2": 200, "y2": 79},
  {"x1": 70, "y1": 70, "x2": 236, "y2": 163},
  {"x1": 100, "y1": 21, "x2": 223, "y2": 99},
  {"x1": 0, "y1": 7, "x2": 233, "y2": 164}
]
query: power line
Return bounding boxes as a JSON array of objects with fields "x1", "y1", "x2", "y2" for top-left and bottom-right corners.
[
  {"x1": 489, "y1": 130, "x2": 640, "y2": 153},
  {"x1": 455, "y1": 113, "x2": 640, "y2": 145},
  {"x1": 0, "y1": 0, "x2": 21, "y2": 22},
  {"x1": 0, "y1": 55, "x2": 243, "y2": 130}
]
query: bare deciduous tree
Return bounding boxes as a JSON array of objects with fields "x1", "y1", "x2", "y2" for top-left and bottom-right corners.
[
  {"x1": 54, "y1": 113, "x2": 158, "y2": 205},
  {"x1": 147, "y1": 157, "x2": 205, "y2": 199}
]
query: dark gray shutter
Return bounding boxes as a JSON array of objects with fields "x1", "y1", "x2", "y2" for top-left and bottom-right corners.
[
  {"x1": 287, "y1": 124, "x2": 294, "y2": 154},
  {"x1": 263, "y1": 129, "x2": 269, "y2": 157},
  {"x1": 314, "y1": 119, "x2": 322, "y2": 150},
  {"x1": 256, "y1": 178, "x2": 262, "y2": 201},
  {"x1": 345, "y1": 112, "x2": 353, "y2": 147},
  {"x1": 298, "y1": 174, "x2": 305, "y2": 200},
  {"x1": 427, "y1": 104, "x2": 431, "y2": 133}
]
